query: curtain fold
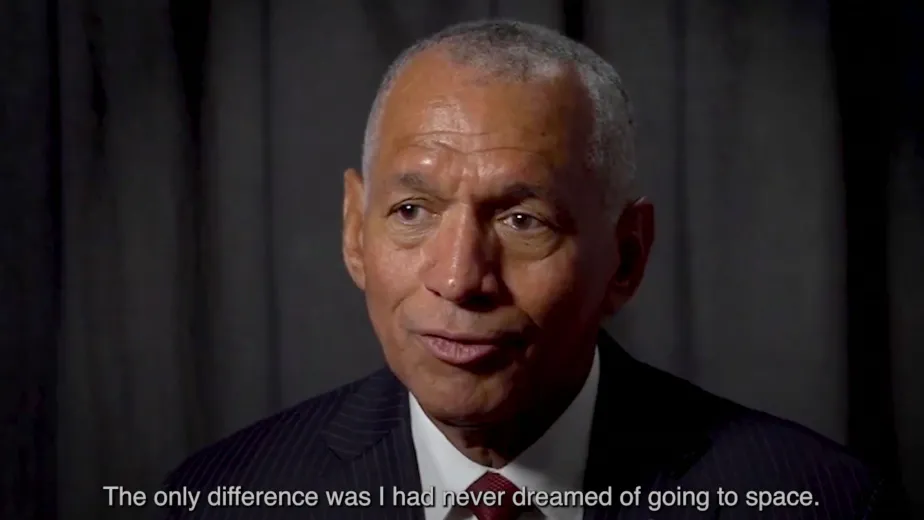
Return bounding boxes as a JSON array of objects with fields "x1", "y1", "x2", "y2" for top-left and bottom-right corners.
[{"x1": 0, "y1": 0, "x2": 59, "y2": 518}]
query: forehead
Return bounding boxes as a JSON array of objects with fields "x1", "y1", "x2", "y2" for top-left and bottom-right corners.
[{"x1": 370, "y1": 48, "x2": 594, "y2": 179}]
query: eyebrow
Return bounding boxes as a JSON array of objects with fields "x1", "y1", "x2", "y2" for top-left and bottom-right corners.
[
  {"x1": 391, "y1": 172, "x2": 436, "y2": 194},
  {"x1": 497, "y1": 182, "x2": 554, "y2": 203}
]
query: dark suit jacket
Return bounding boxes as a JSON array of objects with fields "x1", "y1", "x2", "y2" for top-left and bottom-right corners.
[{"x1": 163, "y1": 332, "x2": 897, "y2": 519}]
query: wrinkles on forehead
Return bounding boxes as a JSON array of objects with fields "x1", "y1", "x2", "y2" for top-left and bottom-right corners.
[{"x1": 369, "y1": 49, "x2": 594, "y2": 182}]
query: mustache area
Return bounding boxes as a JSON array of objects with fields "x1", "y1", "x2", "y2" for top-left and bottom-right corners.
[{"x1": 401, "y1": 310, "x2": 535, "y2": 348}]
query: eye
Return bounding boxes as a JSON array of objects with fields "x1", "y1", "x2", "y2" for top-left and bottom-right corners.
[
  {"x1": 502, "y1": 212, "x2": 545, "y2": 232},
  {"x1": 391, "y1": 203, "x2": 430, "y2": 224}
]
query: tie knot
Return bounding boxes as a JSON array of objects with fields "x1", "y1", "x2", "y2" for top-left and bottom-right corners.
[{"x1": 464, "y1": 472, "x2": 527, "y2": 520}]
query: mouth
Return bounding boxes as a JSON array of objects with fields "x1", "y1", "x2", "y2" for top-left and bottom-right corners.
[{"x1": 414, "y1": 332, "x2": 519, "y2": 367}]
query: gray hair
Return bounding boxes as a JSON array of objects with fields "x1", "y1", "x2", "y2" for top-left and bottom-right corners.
[{"x1": 361, "y1": 19, "x2": 636, "y2": 220}]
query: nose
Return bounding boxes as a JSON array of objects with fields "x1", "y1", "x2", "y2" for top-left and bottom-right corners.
[{"x1": 420, "y1": 209, "x2": 498, "y2": 305}]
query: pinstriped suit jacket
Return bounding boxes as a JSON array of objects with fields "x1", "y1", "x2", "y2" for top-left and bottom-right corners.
[{"x1": 163, "y1": 331, "x2": 896, "y2": 519}]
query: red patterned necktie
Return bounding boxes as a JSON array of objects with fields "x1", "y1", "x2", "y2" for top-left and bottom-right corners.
[{"x1": 464, "y1": 471, "x2": 528, "y2": 520}]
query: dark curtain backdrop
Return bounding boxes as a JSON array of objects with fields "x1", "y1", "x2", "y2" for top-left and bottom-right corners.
[{"x1": 1, "y1": 0, "x2": 921, "y2": 519}]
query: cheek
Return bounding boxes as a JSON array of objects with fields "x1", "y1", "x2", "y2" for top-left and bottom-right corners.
[
  {"x1": 361, "y1": 238, "x2": 428, "y2": 353},
  {"x1": 505, "y1": 245, "x2": 601, "y2": 326},
  {"x1": 362, "y1": 241, "x2": 418, "y2": 362},
  {"x1": 362, "y1": 238, "x2": 420, "y2": 302}
]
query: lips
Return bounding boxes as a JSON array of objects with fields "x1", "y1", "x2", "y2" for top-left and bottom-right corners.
[{"x1": 415, "y1": 333, "x2": 511, "y2": 366}]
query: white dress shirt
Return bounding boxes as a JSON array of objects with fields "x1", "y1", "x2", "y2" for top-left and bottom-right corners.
[{"x1": 409, "y1": 347, "x2": 600, "y2": 520}]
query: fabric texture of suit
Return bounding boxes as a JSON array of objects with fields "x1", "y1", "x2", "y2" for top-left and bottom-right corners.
[{"x1": 162, "y1": 332, "x2": 897, "y2": 519}]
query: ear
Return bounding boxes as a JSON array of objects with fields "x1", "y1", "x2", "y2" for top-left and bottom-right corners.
[
  {"x1": 342, "y1": 168, "x2": 366, "y2": 290},
  {"x1": 602, "y1": 197, "x2": 655, "y2": 315}
]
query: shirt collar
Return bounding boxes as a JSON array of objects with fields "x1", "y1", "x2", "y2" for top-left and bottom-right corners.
[{"x1": 410, "y1": 347, "x2": 600, "y2": 520}]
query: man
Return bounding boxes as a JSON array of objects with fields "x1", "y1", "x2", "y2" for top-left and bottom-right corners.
[{"x1": 164, "y1": 20, "x2": 895, "y2": 519}]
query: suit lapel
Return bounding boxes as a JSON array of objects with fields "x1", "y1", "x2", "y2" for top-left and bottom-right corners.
[
  {"x1": 321, "y1": 368, "x2": 424, "y2": 520},
  {"x1": 582, "y1": 330, "x2": 714, "y2": 520}
]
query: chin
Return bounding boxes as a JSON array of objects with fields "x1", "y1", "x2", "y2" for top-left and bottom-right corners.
[
  {"x1": 408, "y1": 364, "x2": 519, "y2": 425},
  {"x1": 417, "y1": 396, "x2": 509, "y2": 427}
]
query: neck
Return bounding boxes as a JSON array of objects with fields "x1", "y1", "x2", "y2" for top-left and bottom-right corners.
[{"x1": 431, "y1": 344, "x2": 596, "y2": 468}]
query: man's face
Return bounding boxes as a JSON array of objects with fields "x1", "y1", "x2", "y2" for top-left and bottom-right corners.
[{"x1": 343, "y1": 50, "x2": 651, "y2": 426}]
